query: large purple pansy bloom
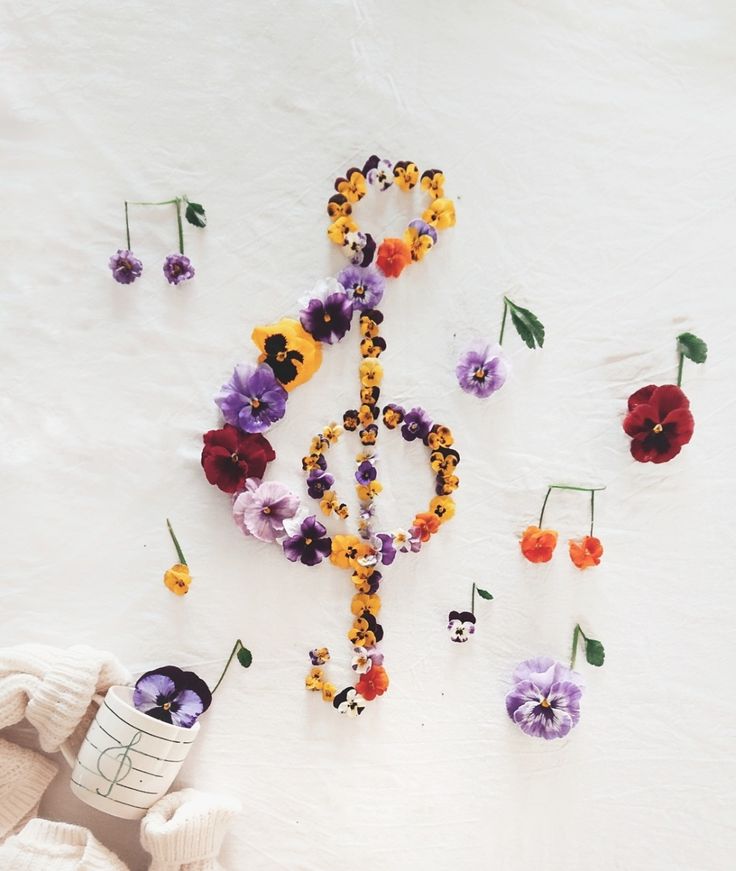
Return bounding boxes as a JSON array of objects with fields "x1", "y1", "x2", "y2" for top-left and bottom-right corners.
[
  {"x1": 456, "y1": 341, "x2": 509, "y2": 399},
  {"x1": 401, "y1": 407, "x2": 432, "y2": 442},
  {"x1": 299, "y1": 292, "x2": 353, "y2": 344},
  {"x1": 282, "y1": 515, "x2": 332, "y2": 566},
  {"x1": 133, "y1": 665, "x2": 212, "y2": 729},
  {"x1": 109, "y1": 249, "x2": 143, "y2": 284},
  {"x1": 337, "y1": 265, "x2": 386, "y2": 311},
  {"x1": 505, "y1": 657, "x2": 584, "y2": 740},
  {"x1": 232, "y1": 478, "x2": 300, "y2": 542},
  {"x1": 215, "y1": 363, "x2": 288, "y2": 434}
]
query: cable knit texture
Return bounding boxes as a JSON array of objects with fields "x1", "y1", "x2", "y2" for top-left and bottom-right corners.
[
  {"x1": 0, "y1": 738, "x2": 58, "y2": 839},
  {"x1": 0, "y1": 818, "x2": 130, "y2": 870},
  {"x1": 0, "y1": 644, "x2": 130, "y2": 753},
  {"x1": 141, "y1": 789, "x2": 241, "y2": 871}
]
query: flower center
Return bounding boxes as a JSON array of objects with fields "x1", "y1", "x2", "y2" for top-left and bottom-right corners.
[
  {"x1": 162, "y1": 702, "x2": 171, "y2": 711},
  {"x1": 276, "y1": 350, "x2": 288, "y2": 362},
  {"x1": 251, "y1": 398, "x2": 261, "y2": 409},
  {"x1": 652, "y1": 423, "x2": 663, "y2": 433},
  {"x1": 540, "y1": 698, "x2": 551, "y2": 708},
  {"x1": 355, "y1": 285, "x2": 365, "y2": 297},
  {"x1": 231, "y1": 452, "x2": 239, "y2": 462},
  {"x1": 324, "y1": 313, "x2": 332, "y2": 323},
  {"x1": 473, "y1": 368, "x2": 487, "y2": 381},
  {"x1": 305, "y1": 538, "x2": 313, "y2": 546},
  {"x1": 262, "y1": 506, "x2": 271, "y2": 515}
]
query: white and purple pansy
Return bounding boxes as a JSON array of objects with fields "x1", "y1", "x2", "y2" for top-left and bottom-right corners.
[
  {"x1": 333, "y1": 687, "x2": 367, "y2": 717},
  {"x1": 133, "y1": 665, "x2": 212, "y2": 729},
  {"x1": 447, "y1": 610, "x2": 476, "y2": 643},
  {"x1": 505, "y1": 657, "x2": 584, "y2": 740},
  {"x1": 363, "y1": 155, "x2": 394, "y2": 191}
]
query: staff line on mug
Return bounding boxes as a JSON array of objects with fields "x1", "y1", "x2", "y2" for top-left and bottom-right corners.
[
  {"x1": 83, "y1": 737, "x2": 165, "y2": 778},
  {"x1": 70, "y1": 777, "x2": 150, "y2": 812},
  {"x1": 92, "y1": 720, "x2": 188, "y2": 764},
  {"x1": 102, "y1": 700, "x2": 197, "y2": 744},
  {"x1": 73, "y1": 758, "x2": 160, "y2": 795}
]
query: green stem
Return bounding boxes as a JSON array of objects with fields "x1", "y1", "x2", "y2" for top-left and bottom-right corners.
[
  {"x1": 175, "y1": 198, "x2": 184, "y2": 254},
  {"x1": 124, "y1": 201, "x2": 131, "y2": 249},
  {"x1": 166, "y1": 518, "x2": 187, "y2": 566},
  {"x1": 126, "y1": 199, "x2": 180, "y2": 206},
  {"x1": 590, "y1": 489, "x2": 595, "y2": 537},
  {"x1": 570, "y1": 623, "x2": 586, "y2": 669},
  {"x1": 211, "y1": 639, "x2": 245, "y2": 694},
  {"x1": 538, "y1": 486, "x2": 552, "y2": 527},
  {"x1": 676, "y1": 353, "x2": 685, "y2": 387},
  {"x1": 471, "y1": 582, "x2": 476, "y2": 616},
  {"x1": 499, "y1": 298, "x2": 509, "y2": 345}
]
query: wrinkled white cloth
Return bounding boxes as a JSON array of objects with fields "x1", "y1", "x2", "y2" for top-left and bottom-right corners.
[
  {"x1": 0, "y1": 738, "x2": 58, "y2": 840},
  {"x1": 0, "y1": 818, "x2": 130, "y2": 871}
]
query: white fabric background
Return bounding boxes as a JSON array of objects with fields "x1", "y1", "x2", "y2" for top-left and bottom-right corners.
[{"x1": 2, "y1": 1, "x2": 734, "y2": 869}]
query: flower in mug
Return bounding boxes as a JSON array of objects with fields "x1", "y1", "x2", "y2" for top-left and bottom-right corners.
[
  {"x1": 299, "y1": 292, "x2": 353, "y2": 344},
  {"x1": 163, "y1": 253, "x2": 195, "y2": 285},
  {"x1": 201, "y1": 425, "x2": 276, "y2": 493},
  {"x1": 133, "y1": 665, "x2": 212, "y2": 728},
  {"x1": 505, "y1": 657, "x2": 584, "y2": 740},
  {"x1": 282, "y1": 515, "x2": 332, "y2": 566},
  {"x1": 337, "y1": 265, "x2": 386, "y2": 311},
  {"x1": 622, "y1": 384, "x2": 694, "y2": 464},
  {"x1": 448, "y1": 610, "x2": 476, "y2": 643},
  {"x1": 215, "y1": 363, "x2": 288, "y2": 434},
  {"x1": 333, "y1": 687, "x2": 367, "y2": 717},
  {"x1": 355, "y1": 664, "x2": 389, "y2": 701},
  {"x1": 163, "y1": 563, "x2": 191, "y2": 596},
  {"x1": 568, "y1": 535, "x2": 604, "y2": 569},
  {"x1": 108, "y1": 249, "x2": 143, "y2": 284},
  {"x1": 520, "y1": 526, "x2": 558, "y2": 563},
  {"x1": 456, "y1": 341, "x2": 509, "y2": 399},
  {"x1": 232, "y1": 479, "x2": 300, "y2": 542},
  {"x1": 376, "y1": 238, "x2": 412, "y2": 278}
]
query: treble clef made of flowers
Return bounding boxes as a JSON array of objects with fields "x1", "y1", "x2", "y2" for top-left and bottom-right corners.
[{"x1": 201, "y1": 156, "x2": 457, "y2": 718}]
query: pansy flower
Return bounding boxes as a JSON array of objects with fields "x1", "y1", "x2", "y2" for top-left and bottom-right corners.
[
  {"x1": 337, "y1": 265, "x2": 386, "y2": 312},
  {"x1": 376, "y1": 238, "x2": 412, "y2": 278},
  {"x1": 109, "y1": 249, "x2": 143, "y2": 284},
  {"x1": 351, "y1": 646, "x2": 373, "y2": 674},
  {"x1": 252, "y1": 318, "x2": 322, "y2": 391},
  {"x1": 163, "y1": 253, "x2": 195, "y2": 286},
  {"x1": 448, "y1": 610, "x2": 476, "y2": 643},
  {"x1": 343, "y1": 409, "x2": 360, "y2": 431},
  {"x1": 334, "y1": 168, "x2": 367, "y2": 203},
  {"x1": 403, "y1": 220, "x2": 438, "y2": 262},
  {"x1": 360, "y1": 424, "x2": 378, "y2": 445},
  {"x1": 299, "y1": 292, "x2": 353, "y2": 345},
  {"x1": 133, "y1": 665, "x2": 211, "y2": 729},
  {"x1": 393, "y1": 160, "x2": 419, "y2": 191},
  {"x1": 348, "y1": 617, "x2": 377, "y2": 648},
  {"x1": 505, "y1": 657, "x2": 584, "y2": 740},
  {"x1": 305, "y1": 667, "x2": 324, "y2": 691},
  {"x1": 430, "y1": 448, "x2": 460, "y2": 476},
  {"x1": 322, "y1": 423, "x2": 342, "y2": 444},
  {"x1": 520, "y1": 526, "x2": 558, "y2": 563},
  {"x1": 307, "y1": 469, "x2": 335, "y2": 499},
  {"x1": 355, "y1": 664, "x2": 389, "y2": 701},
  {"x1": 201, "y1": 425, "x2": 275, "y2": 493},
  {"x1": 429, "y1": 495, "x2": 455, "y2": 524},
  {"x1": 360, "y1": 385, "x2": 380, "y2": 407},
  {"x1": 321, "y1": 683, "x2": 337, "y2": 703},
  {"x1": 358, "y1": 404, "x2": 376, "y2": 426},
  {"x1": 436, "y1": 474, "x2": 460, "y2": 495},
  {"x1": 327, "y1": 194, "x2": 352, "y2": 219},
  {"x1": 622, "y1": 384, "x2": 695, "y2": 464},
  {"x1": 356, "y1": 481, "x2": 382, "y2": 502},
  {"x1": 359, "y1": 309, "x2": 384, "y2": 337},
  {"x1": 412, "y1": 512, "x2": 441, "y2": 541},
  {"x1": 355, "y1": 460, "x2": 377, "y2": 485},
  {"x1": 364, "y1": 155, "x2": 394, "y2": 191},
  {"x1": 302, "y1": 452, "x2": 327, "y2": 472},
  {"x1": 382, "y1": 403, "x2": 405, "y2": 429},
  {"x1": 426, "y1": 425, "x2": 454, "y2": 450},
  {"x1": 282, "y1": 515, "x2": 332, "y2": 566},
  {"x1": 401, "y1": 407, "x2": 432, "y2": 442},
  {"x1": 343, "y1": 231, "x2": 376, "y2": 267},
  {"x1": 456, "y1": 341, "x2": 509, "y2": 399},
  {"x1": 392, "y1": 528, "x2": 421, "y2": 554},
  {"x1": 360, "y1": 336, "x2": 386, "y2": 358},
  {"x1": 327, "y1": 215, "x2": 359, "y2": 245},
  {"x1": 331, "y1": 535, "x2": 372, "y2": 569},
  {"x1": 232, "y1": 479, "x2": 300, "y2": 542},
  {"x1": 351, "y1": 592, "x2": 381, "y2": 618},
  {"x1": 372, "y1": 532, "x2": 397, "y2": 565},
  {"x1": 309, "y1": 648, "x2": 330, "y2": 666},
  {"x1": 422, "y1": 197, "x2": 456, "y2": 230},
  {"x1": 420, "y1": 168, "x2": 445, "y2": 199},
  {"x1": 333, "y1": 687, "x2": 366, "y2": 717},
  {"x1": 215, "y1": 363, "x2": 288, "y2": 434},
  {"x1": 569, "y1": 536, "x2": 604, "y2": 569},
  {"x1": 359, "y1": 360, "x2": 383, "y2": 388},
  {"x1": 164, "y1": 564, "x2": 191, "y2": 596}
]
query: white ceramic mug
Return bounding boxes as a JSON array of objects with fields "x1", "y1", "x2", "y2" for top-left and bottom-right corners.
[{"x1": 61, "y1": 685, "x2": 200, "y2": 820}]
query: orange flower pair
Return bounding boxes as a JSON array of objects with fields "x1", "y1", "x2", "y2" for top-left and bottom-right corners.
[{"x1": 520, "y1": 526, "x2": 604, "y2": 570}]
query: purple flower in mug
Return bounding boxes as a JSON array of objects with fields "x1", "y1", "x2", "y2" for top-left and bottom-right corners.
[
  {"x1": 456, "y1": 341, "x2": 509, "y2": 399},
  {"x1": 108, "y1": 249, "x2": 143, "y2": 284},
  {"x1": 401, "y1": 407, "x2": 432, "y2": 442},
  {"x1": 215, "y1": 363, "x2": 288, "y2": 434},
  {"x1": 505, "y1": 657, "x2": 584, "y2": 740},
  {"x1": 133, "y1": 665, "x2": 212, "y2": 729},
  {"x1": 282, "y1": 515, "x2": 332, "y2": 566},
  {"x1": 337, "y1": 265, "x2": 385, "y2": 311},
  {"x1": 232, "y1": 478, "x2": 300, "y2": 542},
  {"x1": 306, "y1": 469, "x2": 335, "y2": 499},
  {"x1": 163, "y1": 253, "x2": 195, "y2": 285},
  {"x1": 448, "y1": 611, "x2": 476, "y2": 643},
  {"x1": 299, "y1": 292, "x2": 353, "y2": 344}
]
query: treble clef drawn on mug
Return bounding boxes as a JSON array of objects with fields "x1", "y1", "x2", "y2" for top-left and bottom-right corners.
[
  {"x1": 204, "y1": 156, "x2": 458, "y2": 718},
  {"x1": 95, "y1": 730, "x2": 143, "y2": 797}
]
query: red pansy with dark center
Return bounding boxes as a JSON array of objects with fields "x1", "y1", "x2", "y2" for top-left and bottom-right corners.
[
  {"x1": 622, "y1": 384, "x2": 694, "y2": 463},
  {"x1": 201, "y1": 424, "x2": 276, "y2": 492}
]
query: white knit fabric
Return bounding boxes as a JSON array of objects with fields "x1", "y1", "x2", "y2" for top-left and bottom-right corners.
[
  {"x1": 141, "y1": 789, "x2": 241, "y2": 871},
  {"x1": 0, "y1": 818, "x2": 130, "y2": 871},
  {"x1": 0, "y1": 738, "x2": 58, "y2": 840},
  {"x1": 0, "y1": 644, "x2": 130, "y2": 753}
]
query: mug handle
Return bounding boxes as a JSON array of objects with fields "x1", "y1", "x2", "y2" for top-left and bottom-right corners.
[{"x1": 59, "y1": 693, "x2": 106, "y2": 768}]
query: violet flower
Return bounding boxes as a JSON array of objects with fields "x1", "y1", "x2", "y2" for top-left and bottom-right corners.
[
  {"x1": 373, "y1": 533, "x2": 396, "y2": 566},
  {"x1": 355, "y1": 461, "x2": 377, "y2": 485},
  {"x1": 133, "y1": 665, "x2": 212, "y2": 729},
  {"x1": 282, "y1": 515, "x2": 332, "y2": 566},
  {"x1": 365, "y1": 157, "x2": 394, "y2": 191},
  {"x1": 163, "y1": 253, "x2": 195, "y2": 285},
  {"x1": 299, "y1": 292, "x2": 353, "y2": 344},
  {"x1": 456, "y1": 341, "x2": 509, "y2": 399},
  {"x1": 306, "y1": 469, "x2": 335, "y2": 499},
  {"x1": 109, "y1": 249, "x2": 143, "y2": 284},
  {"x1": 232, "y1": 478, "x2": 299, "y2": 542},
  {"x1": 215, "y1": 363, "x2": 288, "y2": 434},
  {"x1": 337, "y1": 265, "x2": 385, "y2": 311},
  {"x1": 401, "y1": 407, "x2": 432, "y2": 442},
  {"x1": 448, "y1": 611, "x2": 476, "y2": 643},
  {"x1": 505, "y1": 657, "x2": 584, "y2": 740}
]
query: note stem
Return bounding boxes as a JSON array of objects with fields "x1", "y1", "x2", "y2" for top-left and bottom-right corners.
[
  {"x1": 211, "y1": 639, "x2": 244, "y2": 695},
  {"x1": 499, "y1": 298, "x2": 509, "y2": 345},
  {"x1": 124, "y1": 201, "x2": 131, "y2": 249},
  {"x1": 166, "y1": 518, "x2": 187, "y2": 566}
]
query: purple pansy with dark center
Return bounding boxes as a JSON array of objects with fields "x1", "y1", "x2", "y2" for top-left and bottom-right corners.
[
  {"x1": 355, "y1": 461, "x2": 377, "y2": 486},
  {"x1": 448, "y1": 611, "x2": 476, "y2": 643},
  {"x1": 163, "y1": 253, "x2": 195, "y2": 285},
  {"x1": 299, "y1": 292, "x2": 353, "y2": 344},
  {"x1": 456, "y1": 341, "x2": 509, "y2": 399},
  {"x1": 401, "y1": 407, "x2": 432, "y2": 442},
  {"x1": 133, "y1": 665, "x2": 212, "y2": 729},
  {"x1": 505, "y1": 657, "x2": 584, "y2": 740},
  {"x1": 306, "y1": 469, "x2": 335, "y2": 499},
  {"x1": 232, "y1": 478, "x2": 300, "y2": 542},
  {"x1": 108, "y1": 249, "x2": 143, "y2": 284},
  {"x1": 333, "y1": 687, "x2": 367, "y2": 717},
  {"x1": 337, "y1": 265, "x2": 386, "y2": 311},
  {"x1": 215, "y1": 363, "x2": 288, "y2": 434},
  {"x1": 282, "y1": 515, "x2": 332, "y2": 566}
]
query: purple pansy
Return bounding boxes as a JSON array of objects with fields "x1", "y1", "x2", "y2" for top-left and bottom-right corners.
[
  {"x1": 337, "y1": 265, "x2": 385, "y2": 311},
  {"x1": 306, "y1": 469, "x2": 335, "y2": 499},
  {"x1": 456, "y1": 341, "x2": 509, "y2": 399},
  {"x1": 343, "y1": 231, "x2": 376, "y2": 267},
  {"x1": 401, "y1": 407, "x2": 432, "y2": 442},
  {"x1": 215, "y1": 363, "x2": 288, "y2": 434},
  {"x1": 163, "y1": 253, "x2": 195, "y2": 285},
  {"x1": 448, "y1": 610, "x2": 476, "y2": 643},
  {"x1": 373, "y1": 533, "x2": 396, "y2": 566},
  {"x1": 505, "y1": 657, "x2": 584, "y2": 740},
  {"x1": 133, "y1": 665, "x2": 212, "y2": 729},
  {"x1": 365, "y1": 157, "x2": 394, "y2": 191},
  {"x1": 299, "y1": 292, "x2": 353, "y2": 344},
  {"x1": 108, "y1": 249, "x2": 143, "y2": 284},
  {"x1": 232, "y1": 478, "x2": 299, "y2": 542},
  {"x1": 282, "y1": 515, "x2": 332, "y2": 566},
  {"x1": 355, "y1": 461, "x2": 377, "y2": 485}
]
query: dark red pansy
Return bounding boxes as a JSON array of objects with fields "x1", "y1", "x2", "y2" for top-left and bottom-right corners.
[
  {"x1": 201, "y1": 424, "x2": 275, "y2": 493},
  {"x1": 622, "y1": 384, "x2": 694, "y2": 464}
]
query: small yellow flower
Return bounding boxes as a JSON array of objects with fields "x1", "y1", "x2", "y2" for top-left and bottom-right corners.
[
  {"x1": 336, "y1": 170, "x2": 367, "y2": 203},
  {"x1": 427, "y1": 426, "x2": 454, "y2": 450},
  {"x1": 357, "y1": 481, "x2": 383, "y2": 502},
  {"x1": 321, "y1": 682, "x2": 337, "y2": 703},
  {"x1": 360, "y1": 314, "x2": 381, "y2": 338},
  {"x1": 437, "y1": 474, "x2": 460, "y2": 494},
  {"x1": 305, "y1": 667, "x2": 324, "y2": 692},
  {"x1": 327, "y1": 215, "x2": 358, "y2": 245},
  {"x1": 309, "y1": 435, "x2": 327, "y2": 455},
  {"x1": 360, "y1": 385, "x2": 379, "y2": 406},
  {"x1": 359, "y1": 360, "x2": 383, "y2": 388},
  {"x1": 430, "y1": 450, "x2": 460, "y2": 475},
  {"x1": 320, "y1": 491, "x2": 337, "y2": 516},
  {"x1": 348, "y1": 618, "x2": 377, "y2": 648},
  {"x1": 430, "y1": 495, "x2": 456, "y2": 524},
  {"x1": 331, "y1": 535, "x2": 363, "y2": 569},
  {"x1": 351, "y1": 592, "x2": 381, "y2": 617},
  {"x1": 358, "y1": 404, "x2": 376, "y2": 427},
  {"x1": 360, "y1": 427, "x2": 378, "y2": 445},
  {"x1": 163, "y1": 563, "x2": 191, "y2": 596},
  {"x1": 394, "y1": 161, "x2": 419, "y2": 191},
  {"x1": 420, "y1": 170, "x2": 445, "y2": 199},
  {"x1": 312, "y1": 647, "x2": 330, "y2": 664},
  {"x1": 252, "y1": 318, "x2": 322, "y2": 392},
  {"x1": 403, "y1": 224, "x2": 435, "y2": 262},
  {"x1": 360, "y1": 337, "x2": 383, "y2": 358},
  {"x1": 355, "y1": 448, "x2": 376, "y2": 463},
  {"x1": 335, "y1": 502, "x2": 350, "y2": 520},
  {"x1": 422, "y1": 197, "x2": 456, "y2": 230},
  {"x1": 322, "y1": 423, "x2": 343, "y2": 444},
  {"x1": 302, "y1": 452, "x2": 324, "y2": 472},
  {"x1": 327, "y1": 194, "x2": 352, "y2": 219}
]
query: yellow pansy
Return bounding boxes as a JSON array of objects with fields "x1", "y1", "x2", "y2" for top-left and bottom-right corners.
[
  {"x1": 427, "y1": 426, "x2": 454, "y2": 450},
  {"x1": 360, "y1": 426, "x2": 378, "y2": 445},
  {"x1": 321, "y1": 682, "x2": 337, "y2": 703},
  {"x1": 420, "y1": 169, "x2": 445, "y2": 199},
  {"x1": 327, "y1": 194, "x2": 352, "y2": 219},
  {"x1": 305, "y1": 667, "x2": 323, "y2": 691},
  {"x1": 429, "y1": 495, "x2": 456, "y2": 524},
  {"x1": 356, "y1": 481, "x2": 383, "y2": 502},
  {"x1": 359, "y1": 360, "x2": 383, "y2": 388},
  {"x1": 335, "y1": 502, "x2": 349, "y2": 520},
  {"x1": 393, "y1": 161, "x2": 419, "y2": 191},
  {"x1": 403, "y1": 224, "x2": 435, "y2": 262},
  {"x1": 437, "y1": 474, "x2": 460, "y2": 495},
  {"x1": 422, "y1": 197, "x2": 456, "y2": 230},
  {"x1": 322, "y1": 423, "x2": 342, "y2": 444},
  {"x1": 331, "y1": 535, "x2": 363, "y2": 569},
  {"x1": 360, "y1": 313, "x2": 382, "y2": 338},
  {"x1": 348, "y1": 618, "x2": 377, "y2": 648},
  {"x1": 351, "y1": 593, "x2": 381, "y2": 617},
  {"x1": 335, "y1": 170, "x2": 367, "y2": 203},
  {"x1": 252, "y1": 318, "x2": 322, "y2": 392},
  {"x1": 164, "y1": 563, "x2": 191, "y2": 596},
  {"x1": 358, "y1": 404, "x2": 376, "y2": 427},
  {"x1": 327, "y1": 215, "x2": 358, "y2": 245}
]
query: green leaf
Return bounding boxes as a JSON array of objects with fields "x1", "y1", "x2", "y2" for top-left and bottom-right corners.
[
  {"x1": 185, "y1": 201, "x2": 207, "y2": 228},
  {"x1": 236, "y1": 646, "x2": 253, "y2": 668},
  {"x1": 506, "y1": 298, "x2": 545, "y2": 349},
  {"x1": 676, "y1": 332, "x2": 707, "y2": 365},
  {"x1": 584, "y1": 638, "x2": 605, "y2": 667},
  {"x1": 476, "y1": 587, "x2": 494, "y2": 600}
]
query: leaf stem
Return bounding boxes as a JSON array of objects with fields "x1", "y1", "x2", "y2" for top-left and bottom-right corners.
[
  {"x1": 211, "y1": 639, "x2": 245, "y2": 695},
  {"x1": 676, "y1": 352, "x2": 685, "y2": 387},
  {"x1": 471, "y1": 582, "x2": 476, "y2": 616},
  {"x1": 590, "y1": 489, "x2": 595, "y2": 537},
  {"x1": 166, "y1": 518, "x2": 187, "y2": 566},
  {"x1": 570, "y1": 623, "x2": 586, "y2": 669},
  {"x1": 175, "y1": 198, "x2": 184, "y2": 254},
  {"x1": 499, "y1": 298, "x2": 509, "y2": 345},
  {"x1": 124, "y1": 201, "x2": 131, "y2": 249},
  {"x1": 538, "y1": 486, "x2": 552, "y2": 527},
  {"x1": 126, "y1": 199, "x2": 181, "y2": 206}
]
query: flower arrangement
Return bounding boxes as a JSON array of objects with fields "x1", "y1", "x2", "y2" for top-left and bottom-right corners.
[
  {"x1": 623, "y1": 332, "x2": 707, "y2": 463},
  {"x1": 108, "y1": 196, "x2": 206, "y2": 286}
]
